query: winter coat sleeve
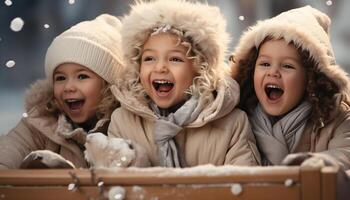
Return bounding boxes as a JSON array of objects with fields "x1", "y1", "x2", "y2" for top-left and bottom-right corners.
[
  {"x1": 107, "y1": 108, "x2": 123, "y2": 138},
  {"x1": 224, "y1": 109, "x2": 261, "y2": 166},
  {"x1": 0, "y1": 118, "x2": 46, "y2": 169},
  {"x1": 321, "y1": 110, "x2": 350, "y2": 170}
]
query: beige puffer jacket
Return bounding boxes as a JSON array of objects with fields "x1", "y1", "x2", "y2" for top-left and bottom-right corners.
[
  {"x1": 0, "y1": 80, "x2": 111, "y2": 169},
  {"x1": 109, "y1": 77, "x2": 261, "y2": 167}
]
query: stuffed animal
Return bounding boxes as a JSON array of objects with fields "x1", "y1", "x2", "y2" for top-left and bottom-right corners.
[{"x1": 84, "y1": 132, "x2": 151, "y2": 168}]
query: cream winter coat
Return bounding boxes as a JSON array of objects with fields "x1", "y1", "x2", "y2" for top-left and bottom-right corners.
[
  {"x1": 231, "y1": 6, "x2": 350, "y2": 169},
  {"x1": 0, "y1": 80, "x2": 111, "y2": 169},
  {"x1": 109, "y1": 78, "x2": 260, "y2": 166},
  {"x1": 108, "y1": 0, "x2": 260, "y2": 167}
]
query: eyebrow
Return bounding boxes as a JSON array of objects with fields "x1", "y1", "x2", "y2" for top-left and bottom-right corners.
[
  {"x1": 142, "y1": 49, "x2": 186, "y2": 54},
  {"x1": 258, "y1": 54, "x2": 300, "y2": 62}
]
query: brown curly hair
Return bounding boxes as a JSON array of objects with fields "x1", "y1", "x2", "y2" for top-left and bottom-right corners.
[{"x1": 234, "y1": 38, "x2": 339, "y2": 127}]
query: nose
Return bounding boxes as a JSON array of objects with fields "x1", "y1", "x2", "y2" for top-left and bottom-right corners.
[
  {"x1": 63, "y1": 79, "x2": 77, "y2": 92},
  {"x1": 153, "y1": 59, "x2": 168, "y2": 73},
  {"x1": 267, "y1": 65, "x2": 281, "y2": 78}
]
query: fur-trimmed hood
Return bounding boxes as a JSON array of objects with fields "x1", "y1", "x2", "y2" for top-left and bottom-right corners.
[
  {"x1": 232, "y1": 5, "x2": 350, "y2": 95},
  {"x1": 24, "y1": 79, "x2": 53, "y2": 115},
  {"x1": 120, "y1": 0, "x2": 231, "y2": 102}
]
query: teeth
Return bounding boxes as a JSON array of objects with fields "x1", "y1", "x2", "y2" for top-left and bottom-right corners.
[
  {"x1": 66, "y1": 99, "x2": 79, "y2": 103},
  {"x1": 266, "y1": 84, "x2": 281, "y2": 89},
  {"x1": 154, "y1": 80, "x2": 172, "y2": 84}
]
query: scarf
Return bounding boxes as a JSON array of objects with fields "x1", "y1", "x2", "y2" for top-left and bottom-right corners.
[
  {"x1": 150, "y1": 96, "x2": 202, "y2": 167},
  {"x1": 250, "y1": 101, "x2": 312, "y2": 165}
]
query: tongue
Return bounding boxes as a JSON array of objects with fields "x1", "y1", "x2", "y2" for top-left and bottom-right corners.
[
  {"x1": 70, "y1": 101, "x2": 83, "y2": 110},
  {"x1": 269, "y1": 90, "x2": 283, "y2": 100},
  {"x1": 158, "y1": 84, "x2": 173, "y2": 92}
]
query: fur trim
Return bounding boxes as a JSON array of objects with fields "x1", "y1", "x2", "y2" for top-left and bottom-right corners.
[
  {"x1": 121, "y1": 0, "x2": 230, "y2": 93},
  {"x1": 232, "y1": 6, "x2": 350, "y2": 95},
  {"x1": 24, "y1": 79, "x2": 53, "y2": 114}
]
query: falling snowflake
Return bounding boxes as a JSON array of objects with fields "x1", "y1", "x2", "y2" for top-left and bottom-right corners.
[
  {"x1": 326, "y1": 1, "x2": 332, "y2": 6},
  {"x1": 10, "y1": 17, "x2": 24, "y2": 32},
  {"x1": 108, "y1": 186, "x2": 125, "y2": 200},
  {"x1": 44, "y1": 24, "x2": 50, "y2": 29},
  {"x1": 231, "y1": 183, "x2": 243, "y2": 196},
  {"x1": 68, "y1": 0, "x2": 75, "y2": 5},
  {"x1": 4, "y1": 0, "x2": 12, "y2": 6},
  {"x1": 22, "y1": 113, "x2": 28, "y2": 118},
  {"x1": 238, "y1": 15, "x2": 245, "y2": 21},
  {"x1": 6, "y1": 60, "x2": 15, "y2": 68}
]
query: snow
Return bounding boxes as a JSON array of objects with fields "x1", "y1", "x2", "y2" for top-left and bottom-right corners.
[
  {"x1": 230, "y1": 183, "x2": 243, "y2": 196},
  {"x1": 67, "y1": 183, "x2": 76, "y2": 191},
  {"x1": 326, "y1": 1, "x2": 333, "y2": 6},
  {"x1": 284, "y1": 178, "x2": 293, "y2": 187},
  {"x1": 101, "y1": 164, "x2": 296, "y2": 177},
  {"x1": 5, "y1": 60, "x2": 15, "y2": 68},
  {"x1": 22, "y1": 112, "x2": 28, "y2": 118},
  {"x1": 108, "y1": 186, "x2": 125, "y2": 200},
  {"x1": 10, "y1": 17, "x2": 24, "y2": 32},
  {"x1": 44, "y1": 24, "x2": 50, "y2": 29},
  {"x1": 68, "y1": 0, "x2": 75, "y2": 5},
  {"x1": 4, "y1": 0, "x2": 12, "y2": 6},
  {"x1": 238, "y1": 16, "x2": 245, "y2": 21}
]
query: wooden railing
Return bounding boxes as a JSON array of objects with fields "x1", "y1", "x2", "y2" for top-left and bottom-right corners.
[{"x1": 0, "y1": 165, "x2": 338, "y2": 200}]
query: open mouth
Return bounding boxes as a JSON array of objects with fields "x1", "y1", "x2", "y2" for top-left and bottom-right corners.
[
  {"x1": 152, "y1": 80, "x2": 174, "y2": 93},
  {"x1": 65, "y1": 99, "x2": 85, "y2": 111},
  {"x1": 265, "y1": 84, "x2": 284, "y2": 101}
]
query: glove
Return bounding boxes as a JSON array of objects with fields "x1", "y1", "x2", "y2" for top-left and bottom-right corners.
[
  {"x1": 281, "y1": 152, "x2": 339, "y2": 168},
  {"x1": 84, "y1": 132, "x2": 151, "y2": 168},
  {"x1": 282, "y1": 152, "x2": 350, "y2": 200},
  {"x1": 20, "y1": 150, "x2": 75, "y2": 169}
]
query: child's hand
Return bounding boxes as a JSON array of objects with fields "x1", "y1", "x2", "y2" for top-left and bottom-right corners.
[
  {"x1": 20, "y1": 150, "x2": 75, "y2": 169},
  {"x1": 281, "y1": 152, "x2": 339, "y2": 168},
  {"x1": 84, "y1": 133, "x2": 151, "y2": 168}
]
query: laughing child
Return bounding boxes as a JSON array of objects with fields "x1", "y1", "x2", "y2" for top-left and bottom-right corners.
[
  {"x1": 108, "y1": 0, "x2": 260, "y2": 167},
  {"x1": 0, "y1": 14, "x2": 124, "y2": 169},
  {"x1": 231, "y1": 6, "x2": 350, "y2": 169}
]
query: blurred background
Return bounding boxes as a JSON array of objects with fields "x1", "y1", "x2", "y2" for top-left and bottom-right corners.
[{"x1": 1, "y1": 0, "x2": 349, "y2": 135}]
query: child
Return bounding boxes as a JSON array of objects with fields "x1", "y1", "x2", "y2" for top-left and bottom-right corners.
[
  {"x1": 108, "y1": 0, "x2": 260, "y2": 167},
  {"x1": 231, "y1": 6, "x2": 350, "y2": 169},
  {"x1": 0, "y1": 14, "x2": 124, "y2": 169}
]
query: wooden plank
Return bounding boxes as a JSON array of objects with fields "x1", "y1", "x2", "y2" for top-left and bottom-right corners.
[
  {"x1": 321, "y1": 167, "x2": 337, "y2": 200},
  {"x1": 300, "y1": 166, "x2": 321, "y2": 200},
  {"x1": 0, "y1": 184, "x2": 300, "y2": 200},
  {"x1": 0, "y1": 166, "x2": 300, "y2": 186}
]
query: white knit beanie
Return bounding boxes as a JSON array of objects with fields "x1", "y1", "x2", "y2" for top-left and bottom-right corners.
[
  {"x1": 45, "y1": 14, "x2": 124, "y2": 84},
  {"x1": 232, "y1": 5, "x2": 350, "y2": 94}
]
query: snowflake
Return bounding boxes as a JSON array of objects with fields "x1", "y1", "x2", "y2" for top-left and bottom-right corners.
[{"x1": 10, "y1": 17, "x2": 24, "y2": 32}]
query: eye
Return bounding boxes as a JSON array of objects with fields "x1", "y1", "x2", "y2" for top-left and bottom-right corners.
[
  {"x1": 54, "y1": 75, "x2": 65, "y2": 82},
  {"x1": 258, "y1": 62, "x2": 270, "y2": 67},
  {"x1": 78, "y1": 74, "x2": 89, "y2": 80},
  {"x1": 283, "y1": 64, "x2": 295, "y2": 69},
  {"x1": 170, "y1": 57, "x2": 184, "y2": 62},
  {"x1": 142, "y1": 56, "x2": 155, "y2": 62}
]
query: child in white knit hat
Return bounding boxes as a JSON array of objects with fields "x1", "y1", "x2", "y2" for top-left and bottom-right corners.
[
  {"x1": 108, "y1": 0, "x2": 260, "y2": 167},
  {"x1": 0, "y1": 14, "x2": 125, "y2": 169},
  {"x1": 231, "y1": 6, "x2": 350, "y2": 169}
]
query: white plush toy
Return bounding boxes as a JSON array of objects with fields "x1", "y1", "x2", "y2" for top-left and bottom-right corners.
[{"x1": 84, "y1": 132, "x2": 151, "y2": 168}]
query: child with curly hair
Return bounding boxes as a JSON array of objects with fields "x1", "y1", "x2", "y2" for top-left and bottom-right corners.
[
  {"x1": 231, "y1": 6, "x2": 350, "y2": 169},
  {"x1": 108, "y1": 0, "x2": 260, "y2": 167}
]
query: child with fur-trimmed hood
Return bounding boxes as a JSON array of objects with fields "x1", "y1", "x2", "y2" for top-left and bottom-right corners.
[
  {"x1": 0, "y1": 14, "x2": 123, "y2": 169},
  {"x1": 108, "y1": 0, "x2": 260, "y2": 167},
  {"x1": 231, "y1": 6, "x2": 350, "y2": 169}
]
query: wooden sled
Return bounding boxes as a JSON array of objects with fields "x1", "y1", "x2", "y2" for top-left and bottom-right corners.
[{"x1": 0, "y1": 165, "x2": 338, "y2": 200}]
